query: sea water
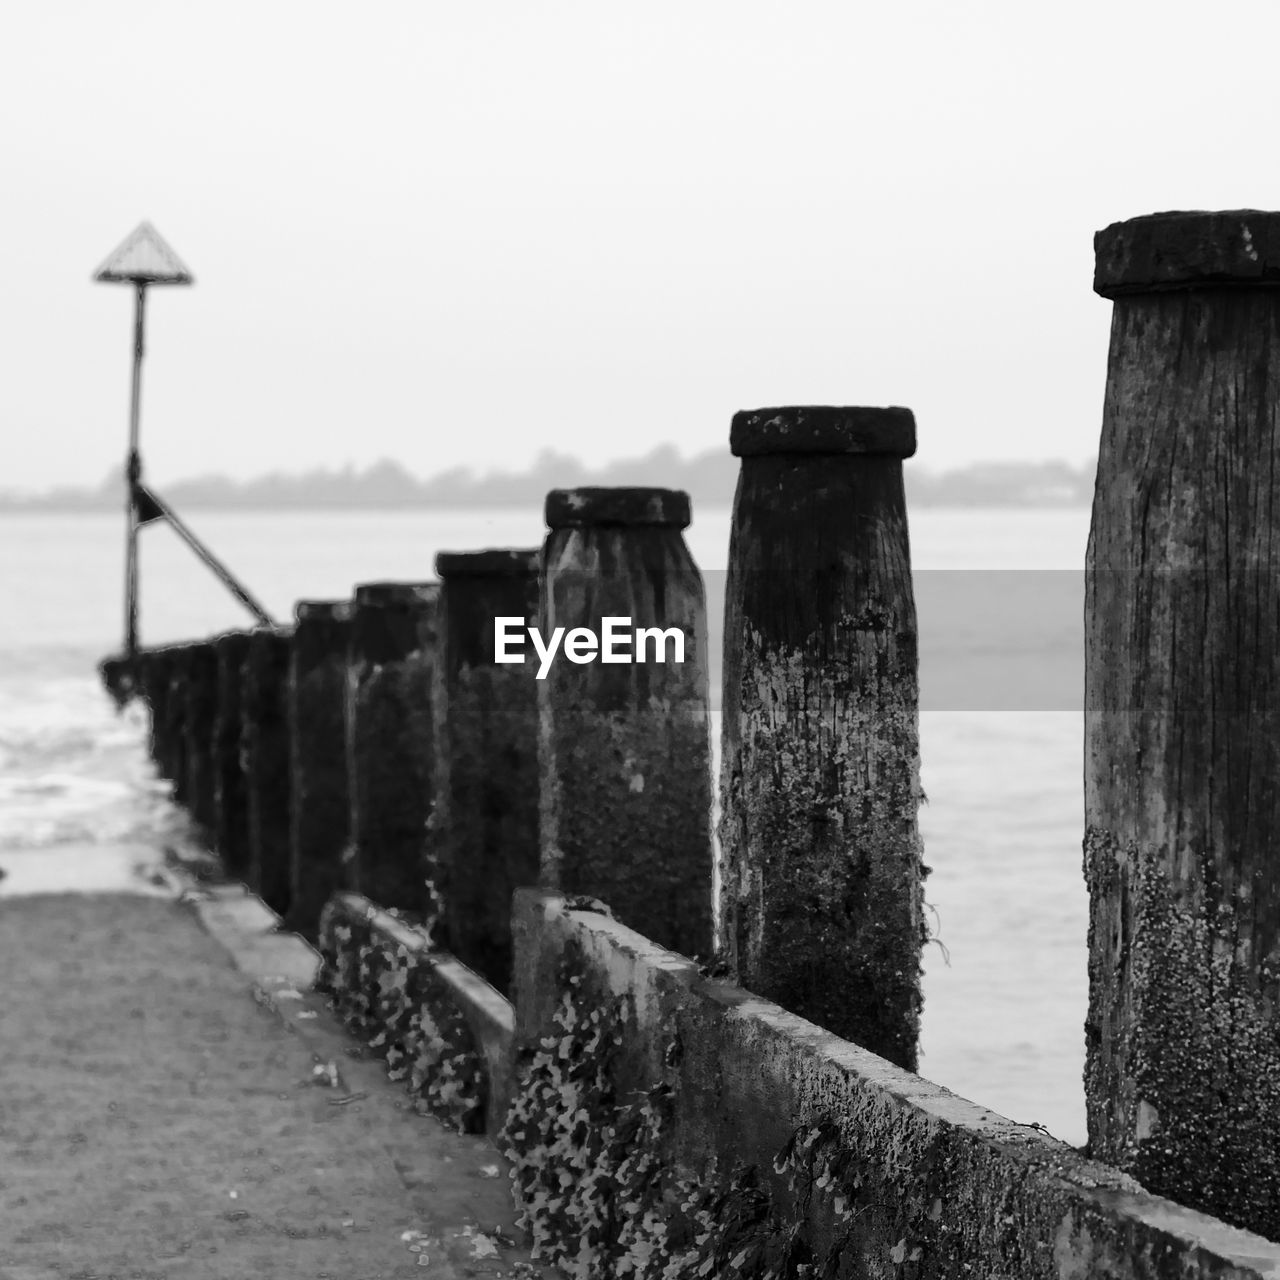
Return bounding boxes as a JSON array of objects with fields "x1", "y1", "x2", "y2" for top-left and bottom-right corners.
[{"x1": 0, "y1": 505, "x2": 1091, "y2": 1145}]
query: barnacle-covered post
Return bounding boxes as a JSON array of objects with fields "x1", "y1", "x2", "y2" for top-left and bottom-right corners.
[
  {"x1": 719, "y1": 407, "x2": 925, "y2": 1072},
  {"x1": 183, "y1": 638, "x2": 220, "y2": 839},
  {"x1": 347, "y1": 582, "x2": 439, "y2": 921},
  {"x1": 540, "y1": 488, "x2": 713, "y2": 957},
  {"x1": 434, "y1": 549, "x2": 541, "y2": 992},
  {"x1": 245, "y1": 626, "x2": 293, "y2": 918},
  {"x1": 212, "y1": 631, "x2": 252, "y2": 878},
  {"x1": 1086, "y1": 210, "x2": 1280, "y2": 1236},
  {"x1": 288, "y1": 600, "x2": 353, "y2": 939}
]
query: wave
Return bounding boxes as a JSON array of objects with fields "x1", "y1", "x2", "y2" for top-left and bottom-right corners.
[{"x1": 0, "y1": 666, "x2": 179, "y2": 853}]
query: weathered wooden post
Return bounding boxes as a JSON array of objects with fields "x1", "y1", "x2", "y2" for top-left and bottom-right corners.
[
  {"x1": 97, "y1": 652, "x2": 134, "y2": 707},
  {"x1": 184, "y1": 639, "x2": 220, "y2": 838},
  {"x1": 245, "y1": 626, "x2": 293, "y2": 918},
  {"x1": 434, "y1": 549, "x2": 541, "y2": 992},
  {"x1": 539, "y1": 488, "x2": 713, "y2": 957},
  {"x1": 163, "y1": 644, "x2": 191, "y2": 801},
  {"x1": 719, "y1": 407, "x2": 925, "y2": 1072},
  {"x1": 288, "y1": 601, "x2": 353, "y2": 940},
  {"x1": 347, "y1": 582, "x2": 439, "y2": 921},
  {"x1": 212, "y1": 631, "x2": 252, "y2": 878},
  {"x1": 140, "y1": 647, "x2": 173, "y2": 774},
  {"x1": 1086, "y1": 210, "x2": 1280, "y2": 1236}
]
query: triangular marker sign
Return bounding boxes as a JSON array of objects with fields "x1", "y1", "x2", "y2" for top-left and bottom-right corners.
[
  {"x1": 132, "y1": 483, "x2": 166, "y2": 526},
  {"x1": 93, "y1": 222, "x2": 194, "y2": 285}
]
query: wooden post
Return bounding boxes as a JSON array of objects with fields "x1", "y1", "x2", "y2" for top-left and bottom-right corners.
[
  {"x1": 245, "y1": 626, "x2": 293, "y2": 919},
  {"x1": 213, "y1": 631, "x2": 252, "y2": 878},
  {"x1": 434, "y1": 549, "x2": 541, "y2": 993},
  {"x1": 1086, "y1": 210, "x2": 1280, "y2": 1235},
  {"x1": 539, "y1": 488, "x2": 713, "y2": 957},
  {"x1": 719, "y1": 407, "x2": 925, "y2": 1072},
  {"x1": 183, "y1": 640, "x2": 220, "y2": 840},
  {"x1": 139, "y1": 647, "x2": 173, "y2": 774},
  {"x1": 288, "y1": 600, "x2": 353, "y2": 940},
  {"x1": 347, "y1": 582, "x2": 439, "y2": 921},
  {"x1": 97, "y1": 652, "x2": 135, "y2": 707},
  {"x1": 163, "y1": 645, "x2": 190, "y2": 802}
]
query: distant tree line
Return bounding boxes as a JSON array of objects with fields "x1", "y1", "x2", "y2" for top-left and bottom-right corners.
[{"x1": 1, "y1": 447, "x2": 1097, "y2": 511}]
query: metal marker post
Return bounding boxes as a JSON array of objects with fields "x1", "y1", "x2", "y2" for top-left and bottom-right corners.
[
  {"x1": 93, "y1": 222, "x2": 274, "y2": 662},
  {"x1": 124, "y1": 282, "x2": 146, "y2": 656},
  {"x1": 92, "y1": 222, "x2": 194, "y2": 660}
]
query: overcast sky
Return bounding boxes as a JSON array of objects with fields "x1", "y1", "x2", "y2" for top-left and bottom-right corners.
[{"x1": 5, "y1": 2, "x2": 1278, "y2": 493}]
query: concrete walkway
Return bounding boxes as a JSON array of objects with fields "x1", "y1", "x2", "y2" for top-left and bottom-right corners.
[{"x1": 0, "y1": 882, "x2": 548, "y2": 1279}]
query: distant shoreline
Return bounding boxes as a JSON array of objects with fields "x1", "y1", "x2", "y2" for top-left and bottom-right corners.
[
  {"x1": 0, "y1": 498, "x2": 1092, "y2": 515},
  {"x1": 0, "y1": 450, "x2": 1098, "y2": 514}
]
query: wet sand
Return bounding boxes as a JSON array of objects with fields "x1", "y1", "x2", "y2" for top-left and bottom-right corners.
[{"x1": 0, "y1": 843, "x2": 174, "y2": 900}]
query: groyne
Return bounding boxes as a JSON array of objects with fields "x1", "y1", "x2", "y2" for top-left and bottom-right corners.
[{"x1": 108, "y1": 209, "x2": 1280, "y2": 1276}]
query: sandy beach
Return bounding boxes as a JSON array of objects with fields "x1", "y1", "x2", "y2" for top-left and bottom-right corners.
[{"x1": 0, "y1": 889, "x2": 541, "y2": 1278}]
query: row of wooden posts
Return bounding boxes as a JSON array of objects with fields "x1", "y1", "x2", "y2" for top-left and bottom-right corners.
[
  {"x1": 112, "y1": 210, "x2": 1280, "y2": 1242},
  {"x1": 124, "y1": 413, "x2": 925, "y2": 1082}
]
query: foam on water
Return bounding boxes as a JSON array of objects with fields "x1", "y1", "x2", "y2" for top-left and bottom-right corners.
[{"x1": 0, "y1": 653, "x2": 191, "y2": 893}]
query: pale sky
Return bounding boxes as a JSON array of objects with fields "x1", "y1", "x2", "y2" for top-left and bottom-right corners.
[{"x1": 5, "y1": 1, "x2": 1279, "y2": 493}]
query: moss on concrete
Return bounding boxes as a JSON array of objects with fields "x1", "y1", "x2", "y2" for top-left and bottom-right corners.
[
  {"x1": 508, "y1": 890, "x2": 1280, "y2": 1279},
  {"x1": 500, "y1": 939, "x2": 966, "y2": 1279},
  {"x1": 317, "y1": 899, "x2": 485, "y2": 1134}
]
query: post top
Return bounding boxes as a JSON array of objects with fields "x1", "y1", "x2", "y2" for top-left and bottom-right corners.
[
  {"x1": 213, "y1": 629, "x2": 253, "y2": 652},
  {"x1": 545, "y1": 487, "x2": 691, "y2": 530},
  {"x1": 435, "y1": 548, "x2": 541, "y2": 578},
  {"x1": 353, "y1": 581, "x2": 439, "y2": 608},
  {"x1": 250, "y1": 623, "x2": 294, "y2": 642},
  {"x1": 295, "y1": 599, "x2": 353, "y2": 623},
  {"x1": 1094, "y1": 209, "x2": 1280, "y2": 297},
  {"x1": 730, "y1": 406, "x2": 917, "y2": 458},
  {"x1": 154, "y1": 642, "x2": 200, "y2": 658}
]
